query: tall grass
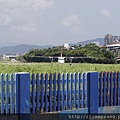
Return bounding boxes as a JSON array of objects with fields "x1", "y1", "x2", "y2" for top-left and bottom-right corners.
[{"x1": 0, "y1": 62, "x2": 120, "y2": 75}]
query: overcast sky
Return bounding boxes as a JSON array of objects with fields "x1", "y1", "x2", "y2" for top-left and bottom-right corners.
[{"x1": 0, "y1": 0, "x2": 120, "y2": 46}]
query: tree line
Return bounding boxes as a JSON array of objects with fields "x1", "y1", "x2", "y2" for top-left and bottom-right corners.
[{"x1": 21, "y1": 43, "x2": 116, "y2": 64}]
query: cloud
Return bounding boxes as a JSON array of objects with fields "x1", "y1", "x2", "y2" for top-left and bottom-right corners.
[
  {"x1": 30, "y1": 0, "x2": 54, "y2": 10},
  {"x1": 61, "y1": 14, "x2": 82, "y2": 34},
  {"x1": 3, "y1": 16, "x2": 12, "y2": 25},
  {"x1": 0, "y1": 0, "x2": 54, "y2": 10},
  {"x1": 62, "y1": 15, "x2": 81, "y2": 27},
  {"x1": 14, "y1": 23, "x2": 37, "y2": 32},
  {"x1": 0, "y1": 0, "x2": 54, "y2": 28},
  {"x1": 100, "y1": 9, "x2": 112, "y2": 17},
  {"x1": 0, "y1": 13, "x2": 12, "y2": 26}
]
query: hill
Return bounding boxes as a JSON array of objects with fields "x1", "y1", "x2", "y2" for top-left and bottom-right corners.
[
  {"x1": 0, "y1": 44, "x2": 52, "y2": 54},
  {"x1": 71, "y1": 38, "x2": 104, "y2": 46}
]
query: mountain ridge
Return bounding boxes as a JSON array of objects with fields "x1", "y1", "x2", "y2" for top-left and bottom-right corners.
[
  {"x1": 71, "y1": 38, "x2": 104, "y2": 46},
  {"x1": 0, "y1": 38, "x2": 105, "y2": 54},
  {"x1": 0, "y1": 44, "x2": 53, "y2": 54}
]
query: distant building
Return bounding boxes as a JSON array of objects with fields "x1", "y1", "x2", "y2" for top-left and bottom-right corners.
[
  {"x1": 104, "y1": 34, "x2": 120, "y2": 46},
  {"x1": 104, "y1": 34, "x2": 120, "y2": 62},
  {"x1": 70, "y1": 46, "x2": 75, "y2": 50},
  {"x1": 63, "y1": 43, "x2": 69, "y2": 49},
  {"x1": 87, "y1": 41, "x2": 99, "y2": 46},
  {"x1": 94, "y1": 42, "x2": 99, "y2": 46},
  {"x1": 2, "y1": 53, "x2": 19, "y2": 60},
  {"x1": 90, "y1": 42, "x2": 99, "y2": 46}
]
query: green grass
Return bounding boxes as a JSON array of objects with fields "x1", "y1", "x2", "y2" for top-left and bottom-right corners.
[{"x1": 0, "y1": 62, "x2": 120, "y2": 75}]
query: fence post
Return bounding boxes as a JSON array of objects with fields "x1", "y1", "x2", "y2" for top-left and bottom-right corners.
[
  {"x1": 87, "y1": 72, "x2": 98, "y2": 114},
  {"x1": 16, "y1": 72, "x2": 30, "y2": 120}
]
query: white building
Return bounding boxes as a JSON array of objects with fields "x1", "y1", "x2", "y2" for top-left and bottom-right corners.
[
  {"x1": 63, "y1": 43, "x2": 69, "y2": 49},
  {"x1": 93, "y1": 42, "x2": 99, "y2": 46},
  {"x1": 3, "y1": 54, "x2": 19, "y2": 60}
]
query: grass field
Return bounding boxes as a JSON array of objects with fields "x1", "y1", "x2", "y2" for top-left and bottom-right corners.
[{"x1": 0, "y1": 61, "x2": 120, "y2": 75}]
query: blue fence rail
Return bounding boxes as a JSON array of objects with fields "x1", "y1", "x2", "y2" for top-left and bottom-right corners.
[{"x1": 0, "y1": 71, "x2": 120, "y2": 115}]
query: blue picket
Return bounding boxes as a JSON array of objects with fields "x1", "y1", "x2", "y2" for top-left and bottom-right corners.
[
  {"x1": 13, "y1": 74, "x2": 16, "y2": 114},
  {"x1": 45, "y1": 73, "x2": 48, "y2": 112},
  {"x1": 110, "y1": 72, "x2": 113, "y2": 106},
  {"x1": 118, "y1": 72, "x2": 120, "y2": 105},
  {"x1": 99, "y1": 72, "x2": 102, "y2": 107},
  {"x1": 41, "y1": 73, "x2": 44, "y2": 112},
  {"x1": 113, "y1": 72, "x2": 116, "y2": 106},
  {"x1": 69, "y1": 73, "x2": 72, "y2": 110},
  {"x1": 6, "y1": 74, "x2": 9, "y2": 114},
  {"x1": 73, "y1": 73, "x2": 76, "y2": 109},
  {"x1": 62, "y1": 73, "x2": 64, "y2": 111},
  {"x1": 84, "y1": 72, "x2": 87, "y2": 107},
  {"x1": 82, "y1": 73, "x2": 84, "y2": 108},
  {"x1": 57, "y1": 73, "x2": 60, "y2": 111},
  {"x1": 10, "y1": 74, "x2": 14, "y2": 113},
  {"x1": 85, "y1": 72, "x2": 88, "y2": 107},
  {"x1": 15, "y1": 73, "x2": 18, "y2": 114},
  {"x1": 1, "y1": 74, "x2": 4, "y2": 113},
  {"x1": 78, "y1": 73, "x2": 80, "y2": 108},
  {"x1": 66, "y1": 73, "x2": 69, "y2": 110},
  {"x1": 49, "y1": 73, "x2": 52, "y2": 112},
  {"x1": 103, "y1": 72, "x2": 106, "y2": 106},
  {"x1": 32, "y1": 74, "x2": 35, "y2": 113},
  {"x1": 107, "y1": 72, "x2": 110, "y2": 106},
  {"x1": 36, "y1": 73, "x2": 40, "y2": 112},
  {"x1": 53, "y1": 73, "x2": 56, "y2": 111}
]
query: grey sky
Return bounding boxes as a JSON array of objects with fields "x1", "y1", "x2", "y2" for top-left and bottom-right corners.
[{"x1": 0, "y1": 0, "x2": 120, "y2": 46}]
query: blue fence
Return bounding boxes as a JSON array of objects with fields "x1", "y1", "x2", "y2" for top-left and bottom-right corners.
[
  {"x1": 98, "y1": 72, "x2": 120, "y2": 107},
  {"x1": 0, "y1": 71, "x2": 120, "y2": 116},
  {"x1": 0, "y1": 73, "x2": 18, "y2": 114},
  {"x1": 30, "y1": 73, "x2": 88, "y2": 113}
]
